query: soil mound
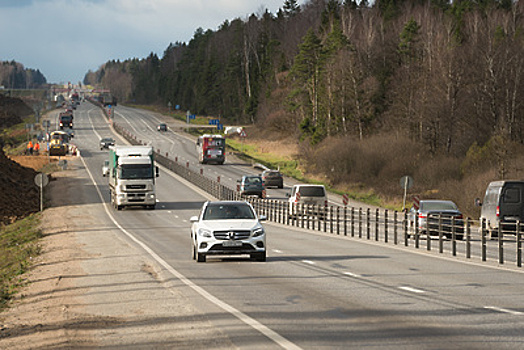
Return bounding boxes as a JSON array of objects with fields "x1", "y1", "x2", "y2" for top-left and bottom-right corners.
[
  {"x1": 0, "y1": 95, "x2": 33, "y2": 129},
  {"x1": 0, "y1": 95, "x2": 39, "y2": 225},
  {"x1": 0, "y1": 149, "x2": 39, "y2": 225}
]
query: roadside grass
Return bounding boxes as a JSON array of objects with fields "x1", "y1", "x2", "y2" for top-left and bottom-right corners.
[{"x1": 0, "y1": 214, "x2": 42, "y2": 310}]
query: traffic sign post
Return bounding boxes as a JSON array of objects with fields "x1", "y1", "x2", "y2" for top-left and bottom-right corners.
[
  {"x1": 400, "y1": 175, "x2": 414, "y2": 211},
  {"x1": 34, "y1": 173, "x2": 49, "y2": 212}
]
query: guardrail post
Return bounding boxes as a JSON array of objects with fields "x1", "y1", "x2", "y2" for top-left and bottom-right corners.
[
  {"x1": 517, "y1": 220, "x2": 522, "y2": 268},
  {"x1": 498, "y1": 224, "x2": 504, "y2": 265},
  {"x1": 330, "y1": 206, "x2": 334, "y2": 234},
  {"x1": 336, "y1": 206, "x2": 340, "y2": 235},
  {"x1": 366, "y1": 208, "x2": 371, "y2": 240},
  {"x1": 384, "y1": 210, "x2": 388, "y2": 243},
  {"x1": 343, "y1": 206, "x2": 347, "y2": 236},
  {"x1": 393, "y1": 211, "x2": 398, "y2": 245},
  {"x1": 324, "y1": 206, "x2": 327, "y2": 233},
  {"x1": 404, "y1": 211, "x2": 408, "y2": 246},
  {"x1": 351, "y1": 207, "x2": 355, "y2": 237},
  {"x1": 452, "y1": 217, "x2": 457, "y2": 256},
  {"x1": 415, "y1": 215, "x2": 420, "y2": 249},
  {"x1": 375, "y1": 208, "x2": 379, "y2": 241},
  {"x1": 426, "y1": 214, "x2": 431, "y2": 251},
  {"x1": 358, "y1": 208, "x2": 362, "y2": 239},
  {"x1": 438, "y1": 215, "x2": 443, "y2": 253},
  {"x1": 466, "y1": 218, "x2": 471, "y2": 259},
  {"x1": 306, "y1": 204, "x2": 310, "y2": 230},
  {"x1": 482, "y1": 219, "x2": 487, "y2": 262}
]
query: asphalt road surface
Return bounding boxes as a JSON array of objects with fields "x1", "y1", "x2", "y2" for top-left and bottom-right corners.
[{"x1": 40, "y1": 102, "x2": 524, "y2": 349}]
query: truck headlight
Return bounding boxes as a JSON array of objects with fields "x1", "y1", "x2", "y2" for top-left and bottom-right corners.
[
  {"x1": 253, "y1": 228, "x2": 265, "y2": 237},
  {"x1": 197, "y1": 228, "x2": 212, "y2": 238}
]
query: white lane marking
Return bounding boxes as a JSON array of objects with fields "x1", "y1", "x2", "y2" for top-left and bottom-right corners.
[
  {"x1": 272, "y1": 249, "x2": 283, "y2": 254},
  {"x1": 302, "y1": 260, "x2": 316, "y2": 265},
  {"x1": 79, "y1": 156, "x2": 302, "y2": 350},
  {"x1": 399, "y1": 286, "x2": 425, "y2": 294},
  {"x1": 343, "y1": 272, "x2": 361, "y2": 278},
  {"x1": 484, "y1": 306, "x2": 523, "y2": 316}
]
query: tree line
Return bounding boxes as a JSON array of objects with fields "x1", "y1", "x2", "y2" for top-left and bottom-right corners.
[{"x1": 0, "y1": 61, "x2": 47, "y2": 89}]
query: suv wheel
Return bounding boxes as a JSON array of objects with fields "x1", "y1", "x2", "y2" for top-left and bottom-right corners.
[{"x1": 197, "y1": 252, "x2": 206, "y2": 263}]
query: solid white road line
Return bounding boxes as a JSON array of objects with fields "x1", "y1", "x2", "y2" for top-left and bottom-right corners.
[{"x1": 398, "y1": 286, "x2": 425, "y2": 294}]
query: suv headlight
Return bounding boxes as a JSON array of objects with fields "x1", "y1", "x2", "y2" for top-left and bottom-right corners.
[
  {"x1": 197, "y1": 228, "x2": 212, "y2": 238},
  {"x1": 253, "y1": 227, "x2": 265, "y2": 237}
]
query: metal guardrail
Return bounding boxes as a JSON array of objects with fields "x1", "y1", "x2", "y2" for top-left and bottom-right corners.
[{"x1": 111, "y1": 121, "x2": 523, "y2": 268}]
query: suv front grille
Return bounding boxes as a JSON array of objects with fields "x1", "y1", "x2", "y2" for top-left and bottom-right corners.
[{"x1": 214, "y1": 230, "x2": 251, "y2": 240}]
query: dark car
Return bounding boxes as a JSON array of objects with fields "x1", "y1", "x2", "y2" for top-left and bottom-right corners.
[
  {"x1": 157, "y1": 123, "x2": 167, "y2": 131},
  {"x1": 238, "y1": 175, "x2": 265, "y2": 198},
  {"x1": 100, "y1": 137, "x2": 115, "y2": 150},
  {"x1": 261, "y1": 170, "x2": 283, "y2": 188},
  {"x1": 408, "y1": 200, "x2": 464, "y2": 240}
]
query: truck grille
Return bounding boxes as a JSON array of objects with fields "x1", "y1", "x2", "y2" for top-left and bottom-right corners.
[
  {"x1": 126, "y1": 184, "x2": 146, "y2": 190},
  {"x1": 127, "y1": 193, "x2": 146, "y2": 202},
  {"x1": 213, "y1": 230, "x2": 251, "y2": 240}
]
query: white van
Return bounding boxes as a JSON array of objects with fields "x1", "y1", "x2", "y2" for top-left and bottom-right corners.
[
  {"x1": 477, "y1": 180, "x2": 524, "y2": 237},
  {"x1": 288, "y1": 184, "x2": 327, "y2": 217}
]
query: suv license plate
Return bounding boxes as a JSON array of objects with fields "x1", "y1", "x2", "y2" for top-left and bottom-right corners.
[{"x1": 223, "y1": 241, "x2": 242, "y2": 247}]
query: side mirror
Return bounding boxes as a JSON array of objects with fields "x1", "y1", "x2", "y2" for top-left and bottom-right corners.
[
  {"x1": 286, "y1": 192, "x2": 290, "y2": 197},
  {"x1": 475, "y1": 198, "x2": 482, "y2": 207},
  {"x1": 259, "y1": 215, "x2": 267, "y2": 221},
  {"x1": 190, "y1": 216, "x2": 199, "y2": 223}
]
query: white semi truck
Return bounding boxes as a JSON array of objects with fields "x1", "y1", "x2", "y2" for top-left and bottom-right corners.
[{"x1": 108, "y1": 145, "x2": 159, "y2": 210}]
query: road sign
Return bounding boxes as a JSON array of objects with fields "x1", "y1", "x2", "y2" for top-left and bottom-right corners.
[
  {"x1": 400, "y1": 176, "x2": 414, "y2": 189},
  {"x1": 240, "y1": 129, "x2": 247, "y2": 138},
  {"x1": 34, "y1": 173, "x2": 49, "y2": 187},
  {"x1": 342, "y1": 194, "x2": 349, "y2": 206}
]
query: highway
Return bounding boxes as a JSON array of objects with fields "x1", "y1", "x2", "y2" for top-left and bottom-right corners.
[{"x1": 54, "y1": 102, "x2": 524, "y2": 349}]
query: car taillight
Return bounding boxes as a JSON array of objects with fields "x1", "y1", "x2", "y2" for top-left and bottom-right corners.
[
  {"x1": 496, "y1": 206, "x2": 500, "y2": 217},
  {"x1": 456, "y1": 214, "x2": 463, "y2": 219},
  {"x1": 418, "y1": 214, "x2": 426, "y2": 219}
]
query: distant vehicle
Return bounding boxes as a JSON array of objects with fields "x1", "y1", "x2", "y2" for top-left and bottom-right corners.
[
  {"x1": 157, "y1": 123, "x2": 167, "y2": 131},
  {"x1": 102, "y1": 160, "x2": 110, "y2": 177},
  {"x1": 196, "y1": 134, "x2": 225, "y2": 164},
  {"x1": 190, "y1": 201, "x2": 267, "y2": 263},
  {"x1": 98, "y1": 93, "x2": 117, "y2": 107},
  {"x1": 238, "y1": 175, "x2": 265, "y2": 198},
  {"x1": 476, "y1": 181, "x2": 524, "y2": 238},
  {"x1": 287, "y1": 184, "x2": 327, "y2": 218},
  {"x1": 408, "y1": 200, "x2": 464, "y2": 240},
  {"x1": 261, "y1": 169, "x2": 283, "y2": 188},
  {"x1": 49, "y1": 131, "x2": 69, "y2": 156},
  {"x1": 100, "y1": 137, "x2": 115, "y2": 150},
  {"x1": 59, "y1": 112, "x2": 73, "y2": 129}
]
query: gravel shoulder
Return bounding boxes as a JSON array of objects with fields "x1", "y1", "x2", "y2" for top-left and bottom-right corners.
[{"x1": 0, "y1": 157, "x2": 235, "y2": 349}]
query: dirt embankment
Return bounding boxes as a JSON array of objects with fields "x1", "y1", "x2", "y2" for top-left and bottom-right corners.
[{"x1": 0, "y1": 95, "x2": 41, "y2": 225}]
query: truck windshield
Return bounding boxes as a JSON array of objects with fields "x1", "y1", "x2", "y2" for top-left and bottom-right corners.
[{"x1": 120, "y1": 164, "x2": 153, "y2": 179}]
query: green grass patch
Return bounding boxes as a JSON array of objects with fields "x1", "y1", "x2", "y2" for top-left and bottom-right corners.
[
  {"x1": 0, "y1": 213, "x2": 42, "y2": 310},
  {"x1": 226, "y1": 138, "x2": 305, "y2": 180}
]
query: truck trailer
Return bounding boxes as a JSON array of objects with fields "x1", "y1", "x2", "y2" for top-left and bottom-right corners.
[{"x1": 108, "y1": 145, "x2": 159, "y2": 210}]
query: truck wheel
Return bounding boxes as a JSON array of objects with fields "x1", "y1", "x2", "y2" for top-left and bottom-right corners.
[
  {"x1": 192, "y1": 244, "x2": 196, "y2": 260},
  {"x1": 196, "y1": 252, "x2": 206, "y2": 263},
  {"x1": 117, "y1": 205, "x2": 123, "y2": 211}
]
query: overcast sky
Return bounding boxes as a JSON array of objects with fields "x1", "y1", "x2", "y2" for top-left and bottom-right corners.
[{"x1": 0, "y1": 0, "x2": 302, "y2": 85}]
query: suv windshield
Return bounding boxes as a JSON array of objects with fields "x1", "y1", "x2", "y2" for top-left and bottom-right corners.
[
  {"x1": 203, "y1": 203, "x2": 255, "y2": 220},
  {"x1": 299, "y1": 186, "x2": 325, "y2": 197}
]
